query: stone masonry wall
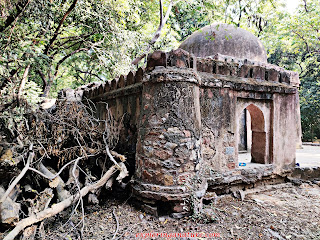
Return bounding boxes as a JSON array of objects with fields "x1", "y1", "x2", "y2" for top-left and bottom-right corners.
[{"x1": 63, "y1": 48, "x2": 302, "y2": 214}]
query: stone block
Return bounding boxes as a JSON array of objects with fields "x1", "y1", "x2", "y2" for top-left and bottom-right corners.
[
  {"x1": 135, "y1": 67, "x2": 143, "y2": 83},
  {"x1": 144, "y1": 159, "x2": 158, "y2": 169},
  {"x1": 98, "y1": 84, "x2": 104, "y2": 95},
  {"x1": 110, "y1": 78, "x2": 118, "y2": 90},
  {"x1": 118, "y1": 75, "x2": 125, "y2": 88},
  {"x1": 229, "y1": 63, "x2": 239, "y2": 76},
  {"x1": 154, "y1": 150, "x2": 172, "y2": 160},
  {"x1": 147, "y1": 51, "x2": 167, "y2": 70},
  {"x1": 253, "y1": 66, "x2": 265, "y2": 80},
  {"x1": 196, "y1": 59, "x2": 214, "y2": 73},
  {"x1": 164, "y1": 142, "x2": 178, "y2": 150},
  {"x1": 177, "y1": 173, "x2": 192, "y2": 185},
  {"x1": 196, "y1": 59, "x2": 204, "y2": 72},
  {"x1": 280, "y1": 71, "x2": 290, "y2": 84},
  {"x1": 142, "y1": 170, "x2": 153, "y2": 182},
  {"x1": 268, "y1": 68, "x2": 279, "y2": 82},
  {"x1": 167, "y1": 48, "x2": 190, "y2": 68},
  {"x1": 104, "y1": 81, "x2": 110, "y2": 92},
  {"x1": 183, "y1": 162, "x2": 195, "y2": 172},
  {"x1": 163, "y1": 174, "x2": 174, "y2": 186},
  {"x1": 126, "y1": 71, "x2": 134, "y2": 85},
  {"x1": 143, "y1": 146, "x2": 154, "y2": 158},
  {"x1": 216, "y1": 62, "x2": 229, "y2": 75},
  {"x1": 238, "y1": 64, "x2": 250, "y2": 78}
]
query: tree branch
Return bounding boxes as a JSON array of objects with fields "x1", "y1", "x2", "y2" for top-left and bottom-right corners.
[
  {"x1": 3, "y1": 163, "x2": 128, "y2": 240},
  {"x1": 292, "y1": 30, "x2": 310, "y2": 52},
  {"x1": 17, "y1": 63, "x2": 31, "y2": 105},
  {"x1": 303, "y1": 0, "x2": 309, "y2": 12},
  {"x1": 36, "y1": 69, "x2": 48, "y2": 93},
  {"x1": 54, "y1": 48, "x2": 88, "y2": 78},
  {"x1": 0, "y1": 144, "x2": 33, "y2": 205},
  {"x1": 131, "y1": 0, "x2": 180, "y2": 65},
  {"x1": 44, "y1": 0, "x2": 78, "y2": 55},
  {"x1": 76, "y1": 69, "x2": 104, "y2": 82},
  {"x1": 0, "y1": 0, "x2": 31, "y2": 33}
]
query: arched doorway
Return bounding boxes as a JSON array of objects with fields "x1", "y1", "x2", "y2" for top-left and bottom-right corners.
[{"x1": 238, "y1": 104, "x2": 267, "y2": 164}]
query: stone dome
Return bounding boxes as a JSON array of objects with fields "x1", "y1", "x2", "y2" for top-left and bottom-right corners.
[{"x1": 179, "y1": 23, "x2": 267, "y2": 63}]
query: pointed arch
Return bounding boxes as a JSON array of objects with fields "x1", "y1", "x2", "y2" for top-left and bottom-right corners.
[{"x1": 238, "y1": 103, "x2": 267, "y2": 164}]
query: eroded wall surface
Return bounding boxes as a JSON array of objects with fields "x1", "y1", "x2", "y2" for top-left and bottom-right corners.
[{"x1": 65, "y1": 48, "x2": 302, "y2": 213}]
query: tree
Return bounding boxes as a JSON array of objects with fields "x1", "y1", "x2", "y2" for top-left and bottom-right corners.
[
  {"x1": 0, "y1": 0, "x2": 165, "y2": 103},
  {"x1": 261, "y1": 0, "x2": 320, "y2": 141}
]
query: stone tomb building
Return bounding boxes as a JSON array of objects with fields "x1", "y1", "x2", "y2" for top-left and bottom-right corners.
[{"x1": 67, "y1": 23, "x2": 302, "y2": 215}]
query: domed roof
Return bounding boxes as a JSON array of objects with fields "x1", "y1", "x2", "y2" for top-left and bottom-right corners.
[{"x1": 179, "y1": 23, "x2": 267, "y2": 63}]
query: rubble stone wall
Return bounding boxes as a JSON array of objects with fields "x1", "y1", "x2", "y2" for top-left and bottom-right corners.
[{"x1": 66, "y1": 48, "x2": 302, "y2": 214}]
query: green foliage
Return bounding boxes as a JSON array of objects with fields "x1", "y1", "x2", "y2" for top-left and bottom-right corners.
[
  {"x1": 0, "y1": 0, "x2": 170, "y2": 99},
  {"x1": 0, "y1": 0, "x2": 277, "y2": 100},
  {"x1": 261, "y1": 0, "x2": 320, "y2": 141},
  {"x1": 1, "y1": 0, "x2": 318, "y2": 141},
  {"x1": 23, "y1": 80, "x2": 43, "y2": 105}
]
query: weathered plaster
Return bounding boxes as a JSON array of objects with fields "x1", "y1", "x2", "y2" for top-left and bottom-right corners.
[{"x1": 61, "y1": 42, "x2": 302, "y2": 215}]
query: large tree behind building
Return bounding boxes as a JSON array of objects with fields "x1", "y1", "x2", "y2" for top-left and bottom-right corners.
[
  {"x1": 1, "y1": 0, "x2": 318, "y2": 140},
  {"x1": 261, "y1": 0, "x2": 320, "y2": 141},
  {"x1": 0, "y1": 0, "x2": 167, "y2": 103}
]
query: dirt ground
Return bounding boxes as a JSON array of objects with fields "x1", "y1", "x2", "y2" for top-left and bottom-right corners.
[
  {"x1": 23, "y1": 182, "x2": 318, "y2": 240},
  {"x1": 1, "y1": 182, "x2": 319, "y2": 240}
]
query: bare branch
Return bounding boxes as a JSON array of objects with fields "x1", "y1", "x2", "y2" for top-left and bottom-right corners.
[
  {"x1": 0, "y1": 144, "x2": 33, "y2": 205},
  {"x1": 29, "y1": 156, "x2": 95, "y2": 180},
  {"x1": 76, "y1": 69, "x2": 104, "y2": 82},
  {"x1": 292, "y1": 30, "x2": 310, "y2": 52},
  {"x1": 17, "y1": 64, "x2": 31, "y2": 104},
  {"x1": 112, "y1": 208, "x2": 119, "y2": 240},
  {"x1": 303, "y1": 0, "x2": 309, "y2": 12},
  {"x1": 3, "y1": 163, "x2": 128, "y2": 240}
]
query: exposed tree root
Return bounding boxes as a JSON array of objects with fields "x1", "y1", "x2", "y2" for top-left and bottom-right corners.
[
  {"x1": 4, "y1": 163, "x2": 128, "y2": 240},
  {"x1": 0, "y1": 100, "x2": 128, "y2": 239}
]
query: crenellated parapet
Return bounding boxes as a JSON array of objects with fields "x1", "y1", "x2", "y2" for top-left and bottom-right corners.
[
  {"x1": 60, "y1": 48, "x2": 299, "y2": 103},
  {"x1": 147, "y1": 48, "x2": 300, "y2": 88},
  {"x1": 73, "y1": 67, "x2": 145, "y2": 101}
]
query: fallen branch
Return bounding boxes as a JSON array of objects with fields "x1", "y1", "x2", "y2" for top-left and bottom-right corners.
[
  {"x1": 112, "y1": 208, "x2": 119, "y2": 240},
  {"x1": 28, "y1": 155, "x2": 95, "y2": 181},
  {"x1": 38, "y1": 163, "x2": 71, "y2": 201},
  {"x1": 3, "y1": 163, "x2": 128, "y2": 240},
  {"x1": 110, "y1": 150, "x2": 126, "y2": 162},
  {"x1": 0, "y1": 144, "x2": 33, "y2": 205}
]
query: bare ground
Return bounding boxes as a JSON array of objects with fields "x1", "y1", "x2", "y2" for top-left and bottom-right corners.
[{"x1": 6, "y1": 181, "x2": 316, "y2": 240}]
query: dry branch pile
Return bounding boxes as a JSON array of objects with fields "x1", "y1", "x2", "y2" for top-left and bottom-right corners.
[{"x1": 0, "y1": 98, "x2": 128, "y2": 240}]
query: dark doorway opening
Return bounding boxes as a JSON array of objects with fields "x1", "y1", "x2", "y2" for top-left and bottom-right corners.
[{"x1": 238, "y1": 104, "x2": 267, "y2": 164}]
